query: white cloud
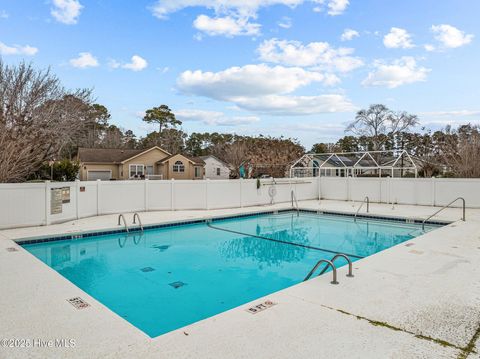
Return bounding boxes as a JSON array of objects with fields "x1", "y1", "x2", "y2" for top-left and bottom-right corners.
[
  {"x1": 257, "y1": 38, "x2": 363, "y2": 73},
  {"x1": 151, "y1": 0, "x2": 347, "y2": 37},
  {"x1": 110, "y1": 55, "x2": 148, "y2": 71},
  {"x1": 420, "y1": 117, "x2": 480, "y2": 129},
  {"x1": 232, "y1": 94, "x2": 356, "y2": 115},
  {"x1": 51, "y1": 0, "x2": 83, "y2": 25},
  {"x1": 326, "y1": 0, "x2": 349, "y2": 16},
  {"x1": 431, "y1": 24, "x2": 473, "y2": 48},
  {"x1": 383, "y1": 27, "x2": 414, "y2": 49},
  {"x1": 0, "y1": 10, "x2": 9, "y2": 19},
  {"x1": 69, "y1": 52, "x2": 98, "y2": 68},
  {"x1": 341, "y1": 28, "x2": 359, "y2": 41},
  {"x1": 362, "y1": 57, "x2": 430, "y2": 88},
  {"x1": 313, "y1": 0, "x2": 349, "y2": 15},
  {"x1": 151, "y1": 0, "x2": 305, "y2": 20},
  {"x1": 193, "y1": 15, "x2": 260, "y2": 36},
  {"x1": 176, "y1": 109, "x2": 260, "y2": 126},
  {"x1": 424, "y1": 44, "x2": 435, "y2": 52},
  {"x1": 177, "y1": 64, "x2": 326, "y2": 99},
  {"x1": 151, "y1": 1, "x2": 297, "y2": 37},
  {"x1": 278, "y1": 16, "x2": 292, "y2": 29},
  {"x1": 177, "y1": 64, "x2": 355, "y2": 115},
  {"x1": 0, "y1": 42, "x2": 38, "y2": 56},
  {"x1": 419, "y1": 110, "x2": 480, "y2": 117}
]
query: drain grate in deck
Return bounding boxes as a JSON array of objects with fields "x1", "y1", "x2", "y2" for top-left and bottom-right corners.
[
  {"x1": 141, "y1": 267, "x2": 155, "y2": 272},
  {"x1": 169, "y1": 281, "x2": 186, "y2": 289},
  {"x1": 6, "y1": 247, "x2": 19, "y2": 252},
  {"x1": 67, "y1": 297, "x2": 90, "y2": 309}
]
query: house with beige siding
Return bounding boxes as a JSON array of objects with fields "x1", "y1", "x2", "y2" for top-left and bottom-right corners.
[
  {"x1": 157, "y1": 154, "x2": 205, "y2": 180},
  {"x1": 77, "y1": 147, "x2": 204, "y2": 181}
]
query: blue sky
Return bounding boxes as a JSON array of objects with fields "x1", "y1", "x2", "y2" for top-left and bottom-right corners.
[{"x1": 1, "y1": 0, "x2": 479, "y2": 148}]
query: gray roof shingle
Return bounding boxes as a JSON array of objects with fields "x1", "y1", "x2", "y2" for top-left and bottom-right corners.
[{"x1": 77, "y1": 147, "x2": 145, "y2": 163}]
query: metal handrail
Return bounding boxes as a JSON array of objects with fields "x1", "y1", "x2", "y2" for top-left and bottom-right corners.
[
  {"x1": 133, "y1": 212, "x2": 144, "y2": 231},
  {"x1": 291, "y1": 190, "x2": 299, "y2": 216},
  {"x1": 354, "y1": 196, "x2": 369, "y2": 222},
  {"x1": 117, "y1": 214, "x2": 129, "y2": 232},
  {"x1": 318, "y1": 254, "x2": 354, "y2": 277},
  {"x1": 304, "y1": 259, "x2": 338, "y2": 284},
  {"x1": 422, "y1": 197, "x2": 466, "y2": 230}
]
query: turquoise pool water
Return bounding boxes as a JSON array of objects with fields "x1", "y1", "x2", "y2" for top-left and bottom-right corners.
[{"x1": 22, "y1": 212, "x2": 440, "y2": 337}]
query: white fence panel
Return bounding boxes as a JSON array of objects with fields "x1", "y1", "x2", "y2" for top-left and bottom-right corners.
[
  {"x1": 387, "y1": 179, "x2": 432, "y2": 206},
  {"x1": 292, "y1": 179, "x2": 318, "y2": 201},
  {"x1": 435, "y1": 179, "x2": 480, "y2": 207},
  {"x1": 271, "y1": 182, "x2": 291, "y2": 203},
  {"x1": 207, "y1": 180, "x2": 241, "y2": 209},
  {"x1": 240, "y1": 179, "x2": 271, "y2": 207},
  {"x1": 319, "y1": 177, "x2": 348, "y2": 201},
  {"x1": 147, "y1": 181, "x2": 172, "y2": 211},
  {"x1": 77, "y1": 181, "x2": 98, "y2": 218},
  {"x1": 98, "y1": 181, "x2": 145, "y2": 214},
  {"x1": 0, "y1": 183, "x2": 45, "y2": 228},
  {"x1": 174, "y1": 181, "x2": 207, "y2": 210},
  {"x1": 349, "y1": 178, "x2": 381, "y2": 202}
]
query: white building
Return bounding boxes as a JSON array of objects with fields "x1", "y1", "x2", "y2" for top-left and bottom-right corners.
[{"x1": 200, "y1": 155, "x2": 231, "y2": 179}]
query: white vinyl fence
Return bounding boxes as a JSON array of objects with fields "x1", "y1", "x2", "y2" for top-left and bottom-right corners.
[
  {"x1": 319, "y1": 177, "x2": 480, "y2": 208},
  {"x1": 0, "y1": 178, "x2": 318, "y2": 229},
  {"x1": 1, "y1": 177, "x2": 479, "y2": 230}
]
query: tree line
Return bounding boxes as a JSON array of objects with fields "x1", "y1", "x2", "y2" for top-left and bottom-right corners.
[
  {"x1": 310, "y1": 104, "x2": 480, "y2": 178},
  {"x1": 1, "y1": 61, "x2": 479, "y2": 182}
]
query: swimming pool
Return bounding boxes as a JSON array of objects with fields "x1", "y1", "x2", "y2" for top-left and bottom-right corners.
[{"x1": 22, "y1": 211, "x2": 441, "y2": 337}]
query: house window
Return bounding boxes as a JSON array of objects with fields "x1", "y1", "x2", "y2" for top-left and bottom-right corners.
[
  {"x1": 216, "y1": 168, "x2": 221, "y2": 176},
  {"x1": 146, "y1": 166, "x2": 154, "y2": 176},
  {"x1": 129, "y1": 164, "x2": 144, "y2": 178},
  {"x1": 173, "y1": 161, "x2": 185, "y2": 172},
  {"x1": 195, "y1": 167, "x2": 201, "y2": 177}
]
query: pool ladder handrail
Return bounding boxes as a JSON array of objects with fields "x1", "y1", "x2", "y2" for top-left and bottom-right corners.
[
  {"x1": 291, "y1": 190, "x2": 299, "y2": 217},
  {"x1": 118, "y1": 214, "x2": 129, "y2": 233},
  {"x1": 317, "y1": 253, "x2": 354, "y2": 277},
  {"x1": 304, "y1": 253, "x2": 354, "y2": 284},
  {"x1": 133, "y1": 212, "x2": 144, "y2": 231},
  {"x1": 304, "y1": 259, "x2": 338, "y2": 284},
  {"x1": 422, "y1": 197, "x2": 465, "y2": 230},
  {"x1": 354, "y1": 196, "x2": 369, "y2": 222}
]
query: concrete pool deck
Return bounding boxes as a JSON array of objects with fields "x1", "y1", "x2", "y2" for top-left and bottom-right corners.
[{"x1": 0, "y1": 200, "x2": 479, "y2": 358}]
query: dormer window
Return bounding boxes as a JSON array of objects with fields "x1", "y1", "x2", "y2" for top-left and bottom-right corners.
[{"x1": 173, "y1": 161, "x2": 185, "y2": 172}]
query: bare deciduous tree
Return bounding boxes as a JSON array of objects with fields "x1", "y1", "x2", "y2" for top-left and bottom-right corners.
[
  {"x1": 346, "y1": 104, "x2": 418, "y2": 150},
  {"x1": 440, "y1": 125, "x2": 480, "y2": 178},
  {"x1": 0, "y1": 61, "x2": 92, "y2": 182},
  {"x1": 213, "y1": 141, "x2": 247, "y2": 178}
]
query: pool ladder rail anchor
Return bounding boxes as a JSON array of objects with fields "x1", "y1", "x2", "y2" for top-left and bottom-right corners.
[{"x1": 304, "y1": 253, "x2": 354, "y2": 284}]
